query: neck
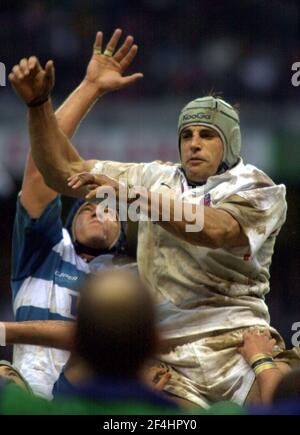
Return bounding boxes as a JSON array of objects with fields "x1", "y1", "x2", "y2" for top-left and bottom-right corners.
[
  {"x1": 182, "y1": 161, "x2": 230, "y2": 186},
  {"x1": 74, "y1": 241, "x2": 105, "y2": 261}
]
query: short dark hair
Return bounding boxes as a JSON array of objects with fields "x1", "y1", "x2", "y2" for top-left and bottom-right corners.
[{"x1": 75, "y1": 269, "x2": 157, "y2": 378}]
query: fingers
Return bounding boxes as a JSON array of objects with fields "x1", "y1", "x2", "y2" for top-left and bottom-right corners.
[
  {"x1": 119, "y1": 72, "x2": 143, "y2": 88},
  {"x1": 93, "y1": 31, "x2": 103, "y2": 54},
  {"x1": 9, "y1": 56, "x2": 42, "y2": 83},
  {"x1": 85, "y1": 187, "x2": 98, "y2": 200},
  {"x1": 67, "y1": 173, "x2": 95, "y2": 189},
  {"x1": 45, "y1": 60, "x2": 54, "y2": 76},
  {"x1": 114, "y1": 35, "x2": 134, "y2": 63},
  {"x1": 45, "y1": 60, "x2": 55, "y2": 87},
  {"x1": 105, "y1": 28, "x2": 122, "y2": 55},
  {"x1": 8, "y1": 72, "x2": 15, "y2": 83},
  {"x1": 270, "y1": 338, "x2": 276, "y2": 347},
  {"x1": 87, "y1": 184, "x2": 99, "y2": 191},
  {"x1": 149, "y1": 367, "x2": 166, "y2": 378},
  {"x1": 19, "y1": 58, "x2": 30, "y2": 75},
  {"x1": 120, "y1": 44, "x2": 139, "y2": 71},
  {"x1": 11, "y1": 65, "x2": 23, "y2": 81},
  {"x1": 261, "y1": 329, "x2": 271, "y2": 338},
  {"x1": 67, "y1": 173, "x2": 90, "y2": 183},
  {"x1": 85, "y1": 184, "x2": 110, "y2": 200},
  {"x1": 153, "y1": 372, "x2": 171, "y2": 390},
  {"x1": 28, "y1": 56, "x2": 42, "y2": 73}
]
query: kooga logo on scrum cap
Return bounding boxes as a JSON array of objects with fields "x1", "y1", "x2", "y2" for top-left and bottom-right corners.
[{"x1": 182, "y1": 113, "x2": 211, "y2": 122}]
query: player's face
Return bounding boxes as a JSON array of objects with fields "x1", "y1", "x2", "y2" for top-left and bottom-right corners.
[
  {"x1": 74, "y1": 203, "x2": 120, "y2": 251},
  {"x1": 0, "y1": 365, "x2": 28, "y2": 391},
  {"x1": 180, "y1": 125, "x2": 224, "y2": 183}
]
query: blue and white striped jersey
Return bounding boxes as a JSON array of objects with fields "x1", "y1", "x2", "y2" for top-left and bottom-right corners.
[{"x1": 11, "y1": 196, "x2": 116, "y2": 399}]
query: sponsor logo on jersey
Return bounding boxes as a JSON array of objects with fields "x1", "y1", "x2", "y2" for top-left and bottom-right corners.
[{"x1": 55, "y1": 271, "x2": 78, "y2": 281}]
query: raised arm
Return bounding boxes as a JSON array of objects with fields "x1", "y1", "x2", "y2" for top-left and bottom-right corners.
[
  {"x1": 18, "y1": 33, "x2": 105, "y2": 216},
  {"x1": 9, "y1": 29, "x2": 143, "y2": 198}
]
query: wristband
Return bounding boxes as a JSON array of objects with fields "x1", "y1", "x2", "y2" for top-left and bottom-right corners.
[
  {"x1": 254, "y1": 362, "x2": 277, "y2": 376},
  {"x1": 249, "y1": 353, "x2": 272, "y2": 366},
  {"x1": 0, "y1": 322, "x2": 6, "y2": 346},
  {"x1": 27, "y1": 96, "x2": 49, "y2": 108},
  {"x1": 251, "y1": 357, "x2": 274, "y2": 370}
]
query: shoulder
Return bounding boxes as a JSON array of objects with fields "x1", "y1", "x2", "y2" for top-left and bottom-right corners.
[
  {"x1": 211, "y1": 160, "x2": 287, "y2": 214},
  {"x1": 141, "y1": 161, "x2": 180, "y2": 184},
  {"x1": 231, "y1": 159, "x2": 275, "y2": 187}
]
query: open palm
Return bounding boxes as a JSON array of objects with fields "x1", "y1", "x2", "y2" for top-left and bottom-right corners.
[{"x1": 84, "y1": 29, "x2": 143, "y2": 95}]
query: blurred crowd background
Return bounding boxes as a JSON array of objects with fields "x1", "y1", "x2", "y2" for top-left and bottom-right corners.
[{"x1": 0, "y1": 0, "x2": 300, "y2": 360}]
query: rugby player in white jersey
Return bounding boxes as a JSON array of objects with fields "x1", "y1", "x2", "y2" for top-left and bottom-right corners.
[{"x1": 9, "y1": 28, "x2": 300, "y2": 407}]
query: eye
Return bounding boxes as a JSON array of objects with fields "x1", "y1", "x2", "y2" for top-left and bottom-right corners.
[
  {"x1": 200, "y1": 130, "x2": 215, "y2": 139},
  {"x1": 181, "y1": 131, "x2": 191, "y2": 139}
]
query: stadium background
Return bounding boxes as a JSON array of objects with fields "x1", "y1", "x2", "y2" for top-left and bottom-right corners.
[{"x1": 0, "y1": 0, "x2": 299, "y2": 361}]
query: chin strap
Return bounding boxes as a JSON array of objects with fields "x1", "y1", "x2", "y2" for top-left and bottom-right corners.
[
  {"x1": 216, "y1": 161, "x2": 229, "y2": 175},
  {"x1": 73, "y1": 241, "x2": 111, "y2": 258}
]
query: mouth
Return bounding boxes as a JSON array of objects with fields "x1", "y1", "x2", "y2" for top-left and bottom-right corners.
[
  {"x1": 89, "y1": 218, "x2": 102, "y2": 225},
  {"x1": 188, "y1": 157, "x2": 206, "y2": 164}
]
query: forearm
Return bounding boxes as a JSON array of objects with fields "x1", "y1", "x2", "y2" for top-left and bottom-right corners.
[
  {"x1": 132, "y1": 190, "x2": 245, "y2": 248},
  {"x1": 256, "y1": 368, "x2": 283, "y2": 403},
  {"x1": 159, "y1": 202, "x2": 236, "y2": 248},
  {"x1": 29, "y1": 100, "x2": 87, "y2": 196},
  {"x1": 23, "y1": 82, "x2": 99, "y2": 206},
  {"x1": 55, "y1": 80, "x2": 101, "y2": 138},
  {"x1": 4, "y1": 321, "x2": 75, "y2": 351}
]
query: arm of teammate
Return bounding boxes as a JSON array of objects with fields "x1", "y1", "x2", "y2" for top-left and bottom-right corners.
[
  {"x1": 68, "y1": 172, "x2": 248, "y2": 249},
  {"x1": 1, "y1": 321, "x2": 75, "y2": 351},
  {"x1": 9, "y1": 29, "x2": 143, "y2": 198},
  {"x1": 239, "y1": 330, "x2": 283, "y2": 403}
]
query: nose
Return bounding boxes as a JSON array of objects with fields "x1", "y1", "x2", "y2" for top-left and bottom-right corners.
[{"x1": 190, "y1": 132, "x2": 202, "y2": 152}]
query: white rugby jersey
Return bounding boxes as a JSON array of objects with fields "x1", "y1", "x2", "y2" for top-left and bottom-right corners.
[{"x1": 92, "y1": 158, "x2": 287, "y2": 340}]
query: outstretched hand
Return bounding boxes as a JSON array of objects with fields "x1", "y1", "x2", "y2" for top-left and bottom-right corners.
[
  {"x1": 84, "y1": 29, "x2": 143, "y2": 96},
  {"x1": 9, "y1": 57, "x2": 55, "y2": 106},
  {"x1": 67, "y1": 172, "x2": 122, "y2": 200}
]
